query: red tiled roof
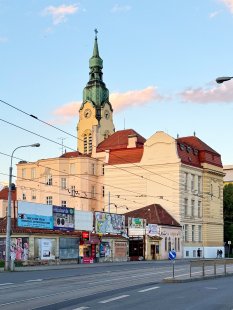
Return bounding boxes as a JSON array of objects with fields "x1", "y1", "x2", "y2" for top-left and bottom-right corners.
[
  {"x1": 97, "y1": 129, "x2": 146, "y2": 152},
  {"x1": 0, "y1": 187, "x2": 16, "y2": 201},
  {"x1": 177, "y1": 136, "x2": 222, "y2": 168},
  {"x1": 60, "y1": 151, "x2": 90, "y2": 158},
  {"x1": 108, "y1": 148, "x2": 144, "y2": 165},
  {"x1": 124, "y1": 204, "x2": 181, "y2": 227}
]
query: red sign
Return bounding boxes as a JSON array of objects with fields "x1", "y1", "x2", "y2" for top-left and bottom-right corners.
[
  {"x1": 83, "y1": 257, "x2": 94, "y2": 264},
  {"x1": 82, "y1": 232, "x2": 89, "y2": 240}
]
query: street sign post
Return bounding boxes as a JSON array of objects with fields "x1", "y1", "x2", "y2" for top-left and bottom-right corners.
[{"x1": 168, "y1": 250, "x2": 176, "y2": 278}]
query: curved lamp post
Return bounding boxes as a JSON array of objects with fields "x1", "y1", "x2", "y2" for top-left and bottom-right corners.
[
  {"x1": 216, "y1": 76, "x2": 233, "y2": 84},
  {"x1": 4, "y1": 143, "x2": 40, "y2": 271}
]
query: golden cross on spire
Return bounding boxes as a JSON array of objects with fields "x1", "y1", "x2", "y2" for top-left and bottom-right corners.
[{"x1": 94, "y1": 28, "x2": 98, "y2": 38}]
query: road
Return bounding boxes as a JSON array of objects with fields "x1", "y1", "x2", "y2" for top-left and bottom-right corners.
[{"x1": 0, "y1": 261, "x2": 233, "y2": 309}]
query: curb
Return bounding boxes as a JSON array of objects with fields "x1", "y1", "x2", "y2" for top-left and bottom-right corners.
[{"x1": 163, "y1": 273, "x2": 233, "y2": 283}]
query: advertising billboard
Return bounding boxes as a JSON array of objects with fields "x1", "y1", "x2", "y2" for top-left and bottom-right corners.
[
  {"x1": 75, "y1": 210, "x2": 93, "y2": 231},
  {"x1": 146, "y1": 224, "x2": 159, "y2": 236},
  {"x1": 53, "y1": 206, "x2": 74, "y2": 231},
  {"x1": 95, "y1": 212, "x2": 125, "y2": 234},
  {"x1": 128, "y1": 217, "x2": 145, "y2": 229},
  {"x1": 0, "y1": 237, "x2": 29, "y2": 261},
  {"x1": 18, "y1": 201, "x2": 53, "y2": 229}
]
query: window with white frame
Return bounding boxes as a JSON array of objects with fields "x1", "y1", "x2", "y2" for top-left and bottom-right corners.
[
  {"x1": 46, "y1": 196, "x2": 52, "y2": 205},
  {"x1": 191, "y1": 199, "x2": 195, "y2": 217},
  {"x1": 31, "y1": 190, "x2": 36, "y2": 200},
  {"x1": 71, "y1": 185, "x2": 76, "y2": 197},
  {"x1": 178, "y1": 238, "x2": 180, "y2": 251},
  {"x1": 184, "y1": 172, "x2": 188, "y2": 191},
  {"x1": 175, "y1": 238, "x2": 177, "y2": 251},
  {"x1": 184, "y1": 224, "x2": 188, "y2": 242},
  {"x1": 31, "y1": 168, "x2": 36, "y2": 179},
  {"x1": 168, "y1": 237, "x2": 171, "y2": 251},
  {"x1": 192, "y1": 225, "x2": 195, "y2": 242},
  {"x1": 191, "y1": 174, "x2": 195, "y2": 191},
  {"x1": 46, "y1": 174, "x2": 52, "y2": 185},
  {"x1": 184, "y1": 198, "x2": 188, "y2": 217},
  {"x1": 61, "y1": 178, "x2": 67, "y2": 189},
  {"x1": 198, "y1": 176, "x2": 201, "y2": 194},
  {"x1": 198, "y1": 225, "x2": 202, "y2": 242},
  {"x1": 61, "y1": 200, "x2": 67, "y2": 208},
  {"x1": 22, "y1": 168, "x2": 26, "y2": 179},
  {"x1": 198, "y1": 201, "x2": 201, "y2": 218},
  {"x1": 22, "y1": 192, "x2": 26, "y2": 200}
]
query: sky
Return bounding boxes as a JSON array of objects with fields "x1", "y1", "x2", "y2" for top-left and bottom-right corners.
[{"x1": 1, "y1": 0, "x2": 233, "y2": 187}]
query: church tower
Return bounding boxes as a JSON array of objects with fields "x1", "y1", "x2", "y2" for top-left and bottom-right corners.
[{"x1": 77, "y1": 30, "x2": 115, "y2": 154}]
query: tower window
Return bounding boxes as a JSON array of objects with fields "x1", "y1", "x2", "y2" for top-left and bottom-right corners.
[
  {"x1": 89, "y1": 134, "x2": 92, "y2": 153},
  {"x1": 84, "y1": 134, "x2": 87, "y2": 154}
]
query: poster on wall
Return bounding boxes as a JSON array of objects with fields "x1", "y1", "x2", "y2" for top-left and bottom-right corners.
[
  {"x1": 99, "y1": 242, "x2": 111, "y2": 258},
  {"x1": 53, "y1": 206, "x2": 74, "y2": 231},
  {"x1": 95, "y1": 212, "x2": 125, "y2": 234},
  {"x1": 128, "y1": 217, "x2": 145, "y2": 229},
  {"x1": 0, "y1": 237, "x2": 29, "y2": 261},
  {"x1": 146, "y1": 224, "x2": 159, "y2": 236},
  {"x1": 18, "y1": 201, "x2": 53, "y2": 229},
  {"x1": 40, "y1": 239, "x2": 56, "y2": 260}
]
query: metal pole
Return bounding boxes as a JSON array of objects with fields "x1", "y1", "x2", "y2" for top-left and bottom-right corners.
[{"x1": 4, "y1": 143, "x2": 40, "y2": 271}]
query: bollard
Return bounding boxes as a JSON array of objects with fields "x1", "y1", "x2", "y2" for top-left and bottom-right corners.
[
  {"x1": 202, "y1": 262, "x2": 205, "y2": 277},
  {"x1": 172, "y1": 260, "x2": 175, "y2": 278},
  {"x1": 190, "y1": 263, "x2": 192, "y2": 278},
  {"x1": 10, "y1": 260, "x2": 15, "y2": 271}
]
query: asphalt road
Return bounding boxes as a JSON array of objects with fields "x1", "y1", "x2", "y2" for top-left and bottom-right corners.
[{"x1": 0, "y1": 261, "x2": 232, "y2": 310}]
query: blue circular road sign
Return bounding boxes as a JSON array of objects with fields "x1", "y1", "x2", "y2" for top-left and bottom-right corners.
[{"x1": 168, "y1": 250, "x2": 176, "y2": 260}]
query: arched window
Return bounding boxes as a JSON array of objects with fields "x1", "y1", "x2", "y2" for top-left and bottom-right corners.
[
  {"x1": 165, "y1": 237, "x2": 167, "y2": 251},
  {"x1": 84, "y1": 134, "x2": 87, "y2": 154},
  {"x1": 88, "y1": 134, "x2": 92, "y2": 153}
]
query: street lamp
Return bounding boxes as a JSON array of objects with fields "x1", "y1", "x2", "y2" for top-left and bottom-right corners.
[
  {"x1": 216, "y1": 76, "x2": 233, "y2": 84},
  {"x1": 4, "y1": 143, "x2": 40, "y2": 271}
]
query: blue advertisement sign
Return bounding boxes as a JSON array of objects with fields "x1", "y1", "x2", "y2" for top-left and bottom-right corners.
[
  {"x1": 53, "y1": 206, "x2": 74, "y2": 231},
  {"x1": 18, "y1": 214, "x2": 53, "y2": 229}
]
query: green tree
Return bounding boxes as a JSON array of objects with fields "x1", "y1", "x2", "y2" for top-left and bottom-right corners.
[{"x1": 223, "y1": 184, "x2": 233, "y2": 243}]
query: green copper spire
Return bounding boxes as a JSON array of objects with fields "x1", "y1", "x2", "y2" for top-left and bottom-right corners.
[{"x1": 81, "y1": 29, "x2": 112, "y2": 121}]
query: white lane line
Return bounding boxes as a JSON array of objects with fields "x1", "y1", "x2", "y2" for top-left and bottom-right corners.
[
  {"x1": 24, "y1": 279, "x2": 43, "y2": 283},
  {"x1": 138, "y1": 286, "x2": 160, "y2": 293},
  {"x1": 99, "y1": 295, "x2": 130, "y2": 304},
  {"x1": 0, "y1": 283, "x2": 14, "y2": 286},
  {"x1": 72, "y1": 307, "x2": 90, "y2": 310}
]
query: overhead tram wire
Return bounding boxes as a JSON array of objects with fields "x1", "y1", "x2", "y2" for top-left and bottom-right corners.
[
  {"x1": 0, "y1": 118, "x2": 187, "y2": 194},
  {"x1": 0, "y1": 99, "x2": 200, "y2": 196}
]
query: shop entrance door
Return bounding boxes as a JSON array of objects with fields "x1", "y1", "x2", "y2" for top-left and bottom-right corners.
[{"x1": 151, "y1": 244, "x2": 156, "y2": 259}]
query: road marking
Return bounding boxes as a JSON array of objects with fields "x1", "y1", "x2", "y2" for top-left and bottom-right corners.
[
  {"x1": 0, "y1": 283, "x2": 14, "y2": 286},
  {"x1": 99, "y1": 295, "x2": 130, "y2": 304},
  {"x1": 72, "y1": 307, "x2": 90, "y2": 310},
  {"x1": 24, "y1": 279, "x2": 43, "y2": 283},
  {"x1": 205, "y1": 287, "x2": 218, "y2": 290},
  {"x1": 138, "y1": 286, "x2": 160, "y2": 292}
]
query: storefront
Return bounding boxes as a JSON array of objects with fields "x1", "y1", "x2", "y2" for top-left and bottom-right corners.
[
  {"x1": 79, "y1": 233, "x2": 100, "y2": 263},
  {"x1": 145, "y1": 235, "x2": 162, "y2": 260},
  {"x1": 99, "y1": 235, "x2": 128, "y2": 262},
  {"x1": 129, "y1": 236, "x2": 144, "y2": 261}
]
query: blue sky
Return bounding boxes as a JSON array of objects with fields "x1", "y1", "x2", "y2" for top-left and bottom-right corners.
[{"x1": 1, "y1": 0, "x2": 233, "y2": 187}]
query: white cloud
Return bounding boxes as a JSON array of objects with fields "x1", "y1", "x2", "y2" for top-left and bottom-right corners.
[
  {"x1": 220, "y1": 0, "x2": 233, "y2": 13},
  {"x1": 51, "y1": 86, "x2": 163, "y2": 124},
  {"x1": 209, "y1": 10, "x2": 221, "y2": 18},
  {"x1": 111, "y1": 4, "x2": 131, "y2": 13},
  {"x1": 42, "y1": 4, "x2": 78, "y2": 25},
  {"x1": 180, "y1": 80, "x2": 233, "y2": 103}
]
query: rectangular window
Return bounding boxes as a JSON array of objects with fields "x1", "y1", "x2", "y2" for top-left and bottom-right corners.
[
  {"x1": 91, "y1": 186, "x2": 96, "y2": 198},
  {"x1": 70, "y1": 163, "x2": 75, "y2": 174},
  {"x1": 31, "y1": 168, "x2": 36, "y2": 179},
  {"x1": 198, "y1": 225, "x2": 202, "y2": 242},
  {"x1": 191, "y1": 200, "x2": 195, "y2": 217},
  {"x1": 61, "y1": 178, "x2": 67, "y2": 189},
  {"x1": 186, "y1": 251, "x2": 189, "y2": 257},
  {"x1": 84, "y1": 135, "x2": 87, "y2": 154},
  {"x1": 191, "y1": 174, "x2": 195, "y2": 191},
  {"x1": 184, "y1": 198, "x2": 188, "y2": 217},
  {"x1": 61, "y1": 200, "x2": 67, "y2": 208},
  {"x1": 210, "y1": 183, "x2": 213, "y2": 199},
  {"x1": 89, "y1": 135, "x2": 92, "y2": 153},
  {"x1": 102, "y1": 164, "x2": 105, "y2": 175},
  {"x1": 184, "y1": 172, "x2": 188, "y2": 191},
  {"x1": 192, "y1": 225, "x2": 195, "y2": 242},
  {"x1": 102, "y1": 186, "x2": 105, "y2": 197},
  {"x1": 165, "y1": 237, "x2": 167, "y2": 251},
  {"x1": 31, "y1": 190, "x2": 36, "y2": 200},
  {"x1": 175, "y1": 238, "x2": 177, "y2": 251},
  {"x1": 178, "y1": 238, "x2": 180, "y2": 251},
  {"x1": 46, "y1": 196, "x2": 52, "y2": 205},
  {"x1": 22, "y1": 168, "x2": 26, "y2": 179},
  {"x1": 46, "y1": 175, "x2": 52, "y2": 185},
  {"x1": 71, "y1": 185, "x2": 76, "y2": 197},
  {"x1": 198, "y1": 201, "x2": 201, "y2": 218},
  {"x1": 91, "y1": 163, "x2": 95, "y2": 175},
  {"x1": 184, "y1": 224, "x2": 188, "y2": 242},
  {"x1": 22, "y1": 192, "x2": 26, "y2": 200},
  {"x1": 198, "y1": 176, "x2": 201, "y2": 194}
]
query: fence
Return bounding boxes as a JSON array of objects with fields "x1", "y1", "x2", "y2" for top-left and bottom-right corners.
[{"x1": 189, "y1": 259, "x2": 233, "y2": 278}]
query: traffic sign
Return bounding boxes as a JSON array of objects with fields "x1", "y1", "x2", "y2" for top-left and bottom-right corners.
[{"x1": 168, "y1": 250, "x2": 176, "y2": 260}]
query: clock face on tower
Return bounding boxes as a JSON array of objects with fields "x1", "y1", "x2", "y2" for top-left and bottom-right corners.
[
  {"x1": 84, "y1": 109, "x2": 92, "y2": 118},
  {"x1": 104, "y1": 110, "x2": 110, "y2": 119}
]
